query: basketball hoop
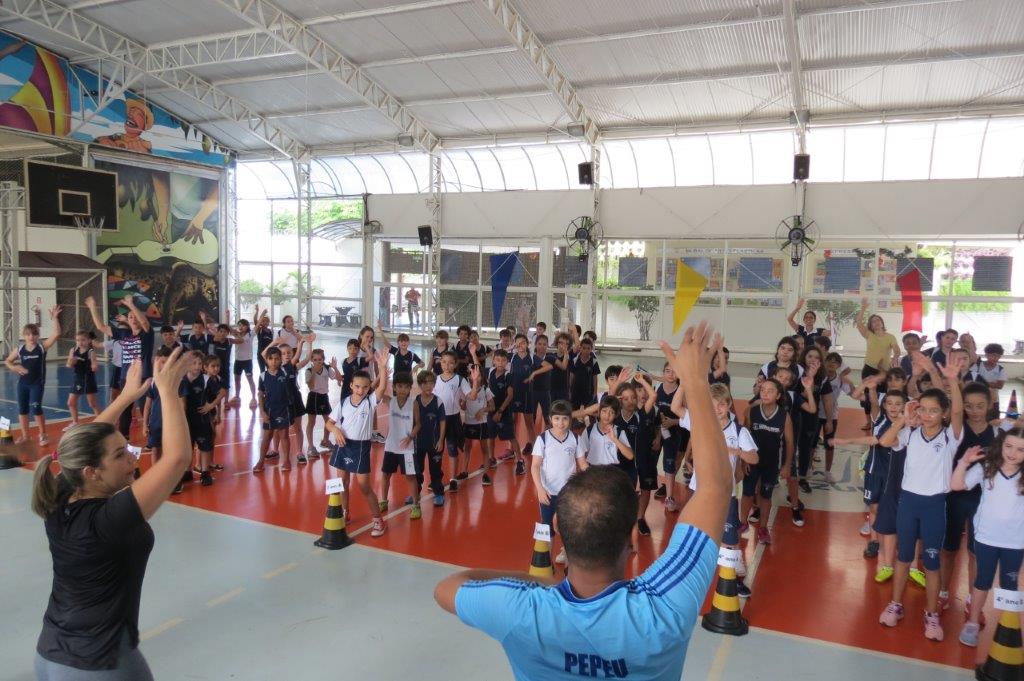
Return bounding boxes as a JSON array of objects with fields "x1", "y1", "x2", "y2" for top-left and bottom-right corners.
[{"x1": 72, "y1": 214, "x2": 105, "y2": 235}]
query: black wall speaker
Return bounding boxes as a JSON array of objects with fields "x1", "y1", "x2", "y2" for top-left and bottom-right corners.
[
  {"x1": 578, "y1": 161, "x2": 594, "y2": 185},
  {"x1": 793, "y1": 153, "x2": 810, "y2": 181},
  {"x1": 417, "y1": 225, "x2": 433, "y2": 247}
]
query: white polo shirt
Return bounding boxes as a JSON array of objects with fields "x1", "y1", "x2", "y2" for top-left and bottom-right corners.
[
  {"x1": 329, "y1": 394, "x2": 378, "y2": 442},
  {"x1": 896, "y1": 425, "x2": 962, "y2": 496},
  {"x1": 534, "y1": 429, "x2": 585, "y2": 495},
  {"x1": 435, "y1": 373, "x2": 468, "y2": 416},
  {"x1": 383, "y1": 395, "x2": 415, "y2": 455},
  {"x1": 463, "y1": 386, "x2": 494, "y2": 426},
  {"x1": 964, "y1": 465, "x2": 1024, "y2": 549},
  {"x1": 581, "y1": 422, "x2": 631, "y2": 466},
  {"x1": 684, "y1": 415, "x2": 756, "y2": 497}
]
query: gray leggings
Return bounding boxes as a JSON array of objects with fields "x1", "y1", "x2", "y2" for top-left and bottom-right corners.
[{"x1": 34, "y1": 634, "x2": 153, "y2": 681}]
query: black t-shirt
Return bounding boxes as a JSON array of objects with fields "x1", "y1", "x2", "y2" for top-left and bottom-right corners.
[
  {"x1": 256, "y1": 327, "x2": 274, "y2": 355},
  {"x1": 113, "y1": 328, "x2": 154, "y2": 379},
  {"x1": 389, "y1": 347, "x2": 422, "y2": 374},
  {"x1": 37, "y1": 488, "x2": 154, "y2": 671}
]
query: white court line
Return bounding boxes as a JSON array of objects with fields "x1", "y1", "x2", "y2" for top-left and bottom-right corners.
[{"x1": 0, "y1": 397, "x2": 72, "y2": 414}]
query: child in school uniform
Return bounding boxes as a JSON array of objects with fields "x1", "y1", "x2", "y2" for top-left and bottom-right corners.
[
  {"x1": 463, "y1": 365, "x2": 496, "y2": 485},
  {"x1": 341, "y1": 338, "x2": 368, "y2": 399},
  {"x1": 531, "y1": 399, "x2": 588, "y2": 566},
  {"x1": 142, "y1": 347, "x2": 184, "y2": 491},
  {"x1": 527, "y1": 334, "x2": 554, "y2": 430},
  {"x1": 303, "y1": 348, "x2": 338, "y2": 459},
  {"x1": 740, "y1": 379, "x2": 793, "y2": 545},
  {"x1": 379, "y1": 328, "x2": 424, "y2": 374},
  {"x1": 487, "y1": 349, "x2": 526, "y2": 475},
  {"x1": 65, "y1": 330, "x2": 99, "y2": 428},
  {"x1": 4, "y1": 307, "x2": 61, "y2": 445},
  {"x1": 254, "y1": 307, "x2": 274, "y2": 375},
  {"x1": 510, "y1": 334, "x2": 538, "y2": 454},
  {"x1": 201, "y1": 355, "x2": 227, "y2": 477},
  {"x1": 435, "y1": 350, "x2": 469, "y2": 490},
  {"x1": 569, "y1": 338, "x2": 600, "y2": 412},
  {"x1": 951, "y1": 427, "x2": 1024, "y2": 646},
  {"x1": 414, "y1": 370, "x2": 448, "y2": 507},
  {"x1": 326, "y1": 352, "x2": 389, "y2": 536},
  {"x1": 379, "y1": 371, "x2": 417, "y2": 514},
  {"x1": 180, "y1": 352, "x2": 212, "y2": 487},
  {"x1": 430, "y1": 330, "x2": 450, "y2": 376},
  {"x1": 253, "y1": 347, "x2": 293, "y2": 473},
  {"x1": 231, "y1": 318, "x2": 258, "y2": 409},
  {"x1": 614, "y1": 378, "x2": 658, "y2": 540},
  {"x1": 654, "y1": 362, "x2": 685, "y2": 511},
  {"x1": 183, "y1": 318, "x2": 212, "y2": 353},
  {"x1": 878, "y1": 357, "x2": 964, "y2": 641},
  {"x1": 581, "y1": 394, "x2": 635, "y2": 469}
]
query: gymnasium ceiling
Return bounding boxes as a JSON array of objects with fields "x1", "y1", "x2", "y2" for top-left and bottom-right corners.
[{"x1": 1, "y1": 0, "x2": 1022, "y2": 159}]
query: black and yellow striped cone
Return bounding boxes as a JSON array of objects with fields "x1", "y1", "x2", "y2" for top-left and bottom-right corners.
[
  {"x1": 0, "y1": 430, "x2": 22, "y2": 469},
  {"x1": 314, "y1": 493, "x2": 352, "y2": 550},
  {"x1": 529, "y1": 539, "x2": 554, "y2": 577},
  {"x1": 976, "y1": 610, "x2": 1023, "y2": 681},
  {"x1": 701, "y1": 564, "x2": 749, "y2": 636}
]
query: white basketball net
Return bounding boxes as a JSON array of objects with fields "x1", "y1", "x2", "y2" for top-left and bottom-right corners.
[{"x1": 72, "y1": 214, "x2": 105, "y2": 233}]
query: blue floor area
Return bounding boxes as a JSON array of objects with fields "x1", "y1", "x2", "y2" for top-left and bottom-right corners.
[{"x1": 0, "y1": 364, "x2": 116, "y2": 423}]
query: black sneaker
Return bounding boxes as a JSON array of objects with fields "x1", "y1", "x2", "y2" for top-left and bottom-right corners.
[
  {"x1": 799, "y1": 479, "x2": 812, "y2": 494},
  {"x1": 448, "y1": 479, "x2": 458, "y2": 493},
  {"x1": 297, "y1": 454, "x2": 308, "y2": 465},
  {"x1": 515, "y1": 459, "x2": 526, "y2": 475},
  {"x1": 654, "y1": 484, "x2": 667, "y2": 500},
  {"x1": 265, "y1": 451, "x2": 279, "y2": 459},
  {"x1": 181, "y1": 470, "x2": 194, "y2": 483},
  {"x1": 211, "y1": 463, "x2": 225, "y2": 471},
  {"x1": 172, "y1": 481, "x2": 184, "y2": 495},
  {"x1": 785, "y1": 495, "x2": 806, "y2": 511},
  {"x1": 456, "y1": 472, "x2": 468, "y2": 481},
  {"x1": 863, "y1": 540, "x2": 880, "y2": 559},
  {"x1": 748, "y1": 507, "x2": 761, "y2": 524},
  {"x1": 200, "y1": 470, "x2": 213, "y2": 487},
  {"x1": 482, "y1": 473, "x2": 492, "y2": 486},
  {"x1": 791, "y1": 507, "x2": 805, "y2": 527},
  {"x1": 523, "y1": 443, "x2": 533, "y2": 455},
  {"x1": 736, "y1": 579, "x2": 752, "y2": 598},
  {"x1": 637, "y1": 518, "x2": 651, "y2": 536}
]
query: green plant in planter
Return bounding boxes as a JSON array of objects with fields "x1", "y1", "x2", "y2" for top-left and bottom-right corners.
[{"x1": 628, "y1": 287, "x2": 660, "y2": 341}]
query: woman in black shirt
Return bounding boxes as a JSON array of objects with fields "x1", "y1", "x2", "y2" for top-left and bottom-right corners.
[{"x1": 31, "y1": 350, "x2": 192, "y2": 680}]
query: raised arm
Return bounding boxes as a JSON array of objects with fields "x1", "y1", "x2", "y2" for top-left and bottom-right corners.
[
  {"x1": 123, "y1": 296, "x2": 150, "y2": 333},
  {"x1": 374, "y1": 349, "x2": 390, "y2": 402},
  {"x1": 951, "y1": 446, "x2": 984, "y2": 491},
  {"x1": 940, "y1": 355, "x2": 964, "y2": 439},
  {"x1": 41, "y1": 306, "x2": 62, "y2": 350},
  {"x1": 635, "y1": 372, "x2": 658, "y2": 412},
  {"x1": 93, "y1": 360, "x2": 150, "y2": 425},
  {"x1": 854, "y1": 297, "x2": 870, "y2": 339},
  {"x1": 84, "y1": 296, "x2": 112, "y2": 337},
  {"x1": 659, "y1": 323, "x2": 730, "y2": 543},
  {"x1": 786, "y1": 298, "x2": 804, "y2": 333}
]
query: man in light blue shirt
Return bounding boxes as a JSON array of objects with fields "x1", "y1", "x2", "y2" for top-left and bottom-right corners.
[{"x1": 435, "y1": 323, "x2": 732, "y2": 680}]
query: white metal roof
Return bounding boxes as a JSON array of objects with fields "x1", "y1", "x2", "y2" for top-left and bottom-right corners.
[{"x1": 1, "y1": 0, "x2": 1022, "y2": 158}]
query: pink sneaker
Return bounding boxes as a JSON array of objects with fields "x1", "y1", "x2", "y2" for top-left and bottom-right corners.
[
  {"x1": 756, "y1": 527, "x2": 771, "y2": 545},
  {"x1": 924, "y1": 611, "x2": 943, "y2": 641},
  {"x1": 937, "y1": 591, "x2": 950, "y2": 612},
  {"x1": 879, "y1": 601, "x2": 904, "y2": 627},
  {"x1": 664, "y1": 497, "x2": 679, "y2": 513},
  {"x1": 370, "y1": 517, "x2": 387, "y2": 538}
]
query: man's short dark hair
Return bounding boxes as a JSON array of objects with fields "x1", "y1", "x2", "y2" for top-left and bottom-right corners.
[{"x1": 558, "y1": 467, "x2": 638, "y2": 570}]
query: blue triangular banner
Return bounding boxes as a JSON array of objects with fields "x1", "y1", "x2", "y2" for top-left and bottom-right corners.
[{"x1": 489, "y1": 253, "x2": 518, "y2": 327}]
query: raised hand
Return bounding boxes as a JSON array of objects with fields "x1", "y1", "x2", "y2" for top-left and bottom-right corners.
[
  {"x1": 49, "y1": 305, "x2": 62, "y2": 319},
  {"x1": 120, "y1": 359, "x2": 152, "y2": 402},
  {"x1": 84, "y1": 296, "x2": 97, "y2": 309},
  {"x1": 940, "y1": 352, "x2": 964, "y2": 380},
  {"x1": 962, "y1": 445, "x2": 985, "y2": 464},
  {"x1": 469, "y1": 364, "x2": 481, "y2": 384},
  {"x1": 153, "y1": 348, "x2": 189, "y2": 398},
  {"x1": 658, "y1": 321, "x2": 721, "y2": 383},
  {"x1": 801, "y1": 374, "x2": 814, "y2": 391}
]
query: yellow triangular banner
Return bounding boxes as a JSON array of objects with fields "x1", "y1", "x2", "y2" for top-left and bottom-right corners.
[{"x1": 673, "y1": 259, "x2": 708, "y2": 333}]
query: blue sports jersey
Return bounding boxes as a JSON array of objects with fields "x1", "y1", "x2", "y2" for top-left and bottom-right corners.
[
  {"x1": 415, "y1": 394, "x2": 445, "y2": 450},
  {"x1": 531, "y1": 353, "x2": 552, "y2": 392},
  {"x1": 389, "y1": 347, "x2": 421, "y2": 374},
  {"x1": 18, "y1": 343, "x2": 46, "y2": 385},
  {"x1": 259, "y1": 368, "x2": 293, "y2": 418},
  {"x1": 455, "y1": 523, "x2": 717, "y2": 681}
]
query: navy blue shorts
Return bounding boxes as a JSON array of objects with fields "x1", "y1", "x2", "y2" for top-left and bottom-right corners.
[
  {"x1": 973, "y1": 541, "x2": 1024, "y2": 591},
  {"x1": 863, "y1": 470, "x2": 886, "y2": 506},
  {"x1": 743, "y1": 459, "x2": 779, "y2": 499},
  {"x1": 381, "y1": 450, "x2": 418, "y2": 475},
  {"x1": 263, "y1": 411, "x2": 291, "y2": 431},
  {"x1": 618, "y1": 462, "x2": 639, "y2": 489},
  {"x1": 896, "y1": 491, "x2": 946, "y2": 570},
  {"x1": 661, "y1": 430, "x2": 681, "y2": 475},
  {"x1": 636, "y1": 449, "x2": 660, "y2": 492},
  {"x1": 17, "y1": 382, "x2": 43, "y2": 415},
  {"x1": 331, "y1": 439, "x2": 372, "y2": 474},
  {"x1": 511, "y1": 388, "x2": 531, "y2": 414},
  {"x1": 146, "y1": 429, "x2": 162, "y2": 449},
  {"x1": 530, "y1": 390, "x2": 551, "y2": 418},
  {"x1": 943, "y1": 489, "x2": 980, "y2": 552},
  {"x1": 487, "y1": 415, "x2": 515, "y2": 442},
  {"x1": 874, "y1": 485, "x2": 900, "y2": 535},
  {"x1": 539, "y1": 493, "x2": 558, "y2": 535},
  {"x1": 189, "y1": 424, "x2": 214, "y2": 452},
  {"x1": 444, "y1": 414, "x2": 464, "y2": 455},
  {"x1": 71, "y1": 374, "x2": 98, "y2": 395},
  {"x1": 722, "y1": 497, "x2": 741, "y2": 545},
  {"x1": 110, "y1": 365, "x2": 122, "y2": 391},
  {"x1": 290, "y1": 392, "x2": 305, "y2": 419},
  {"x1": 233, "y1": 359, "x2": 253, "y2": 376},
  {"x1": 305, "y1": 392, "x2": 331, "y2": 416},
  {"x1": 463, "y1": 423, "x2": 485, "y2": 440}
]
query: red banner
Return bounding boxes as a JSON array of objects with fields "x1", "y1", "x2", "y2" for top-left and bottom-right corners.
[{"x1": 897, "y1": 268, "x2": 922, "y2": 332}]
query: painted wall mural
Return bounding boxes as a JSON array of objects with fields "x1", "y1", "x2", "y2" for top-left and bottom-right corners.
[
  {"x1": 95, "y1": 159, "x2": 220, "y2": 325},
  {"x1": 0, "y1": 30, "x2": 230, "y2": 166}
]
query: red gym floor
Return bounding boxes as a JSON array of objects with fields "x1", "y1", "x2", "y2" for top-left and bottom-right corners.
[{"x1": 25, "y1": 398, "x2": 993, "y2": 672}]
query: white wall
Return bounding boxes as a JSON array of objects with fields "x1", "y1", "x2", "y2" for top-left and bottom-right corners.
[{"x1": 369, "y1": 177, "x2": 1024, "y2": 240}]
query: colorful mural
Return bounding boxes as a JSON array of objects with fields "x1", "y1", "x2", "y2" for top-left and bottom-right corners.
[
  {"x1": 95, "y1": 159, "x2": 220, "y2": 325},
  {"x1": 0, "y1": 30, "x2": 230, "y2": 166}
]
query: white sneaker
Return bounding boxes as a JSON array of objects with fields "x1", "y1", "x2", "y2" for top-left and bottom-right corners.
[
  {"x1": 859, "y1": 521, "x2": 871, "y2": 537},
  {"x1": 736, "y1": 560, "x2": 747, "y2": 579},
  {"x1": 370, "y1": 517, "x2": 387, "y2": 537},
  {"x1": 555, "y1": 548, "x2": 567, "y2": 565},
  {"x1": 958, "y1": 622, "x2": 980, "y2": 647},
  {"x1": 62, "y1": 421, "x2": 80, "y2": 432}
]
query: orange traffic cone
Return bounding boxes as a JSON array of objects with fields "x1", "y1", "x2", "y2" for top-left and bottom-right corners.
[
  {"x1": 1006, "y1": 390, "x2": 1019, "y2": 420},
  {"x1": 976, "y1": 610, "x2": 1023, "y2": 681},
  {"x1": 529, "y1": 539, "x2": 554, "y2": 577},
  {"x1": 702, "y1": 550, "x2": 749, "y2": 636},
  {"x1": 313, "y1": 493, "x2": 352, "y2": 550}
]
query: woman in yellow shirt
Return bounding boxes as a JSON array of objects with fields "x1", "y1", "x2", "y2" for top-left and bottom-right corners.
[{"x1": 855, "y1": 297, "x2": 900, "y2": 430}]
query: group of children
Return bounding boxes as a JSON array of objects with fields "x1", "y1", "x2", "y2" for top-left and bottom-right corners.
[{"x1": 5, "y1": 296, "x2": 1021, "y2": 647}]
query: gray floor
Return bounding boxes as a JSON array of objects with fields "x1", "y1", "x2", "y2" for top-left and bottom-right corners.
[{"x1": 1, "y1": 468, "x2": 971, "y2": 680}]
